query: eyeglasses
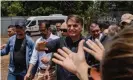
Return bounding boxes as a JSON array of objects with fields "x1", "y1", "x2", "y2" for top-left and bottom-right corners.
[{"x1": 60, "y1": 29, "x2": 67, "y2": 32}]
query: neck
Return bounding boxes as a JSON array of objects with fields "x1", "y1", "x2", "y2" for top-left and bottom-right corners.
[
  {"x1": 43, "y1": 32, "x2": 51, "y2": 39},
  {"x1": 71, "y1": 34, "x2": 81, "y2": 42}
]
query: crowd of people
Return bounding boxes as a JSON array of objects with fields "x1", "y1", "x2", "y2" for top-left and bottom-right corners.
[{"x1": 1, "y1": 13, "x2": 133, "y2": 80}]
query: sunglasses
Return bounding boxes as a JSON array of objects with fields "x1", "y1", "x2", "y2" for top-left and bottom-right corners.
[{"x1": 60, "y1": 29, "x2": 67, "y2": 32}]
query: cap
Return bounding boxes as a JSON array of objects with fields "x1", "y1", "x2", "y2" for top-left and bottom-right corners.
[
  {"x1": 15, "y1": 21, "x2": 25, "y2": 29},
  {"x1": 120, "y1": 13, "x2": 133, "y2": 25}
]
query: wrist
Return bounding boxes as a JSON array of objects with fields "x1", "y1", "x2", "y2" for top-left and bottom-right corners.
[
  {"x1": 27, "y1": 71, "x2": 31, "y2": 74},
  {"x1": 76, "y1": 63, "x2": 90, "y2": 80}
]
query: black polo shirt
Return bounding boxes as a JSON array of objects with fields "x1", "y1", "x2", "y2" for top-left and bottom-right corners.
[{"x1": 13, "y1": 38, "x2": 26, "y2": 73}]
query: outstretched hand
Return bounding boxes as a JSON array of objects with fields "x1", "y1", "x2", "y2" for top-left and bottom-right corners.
[
  {"x1": 36, "y1": 41, "x2": 48, "y2": 51},
  {"x1": 52, "y1": 40, "x2": 90, "y2": 80},
  {"x1": 83, "y1": 39, "x2": 105, "y2": 61}
]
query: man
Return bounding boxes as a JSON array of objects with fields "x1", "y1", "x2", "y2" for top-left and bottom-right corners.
[
  {"x1": 108, "y1": 24, "x2": 119, "y2": 38},
  {"x1": 24, "y1": 21, "x2": 59, "y2": 80},
  {"x1": 55, "y1": 23, "x2": 62, "y2": 37},
  {"x1": 120, "y1": 13, "x2": 133, "y2": 29},
  {"x1": 60, "y1": 22, "x2": 68, "y2": 37},
  {"x1": 0, "y1": 25, "x2": 16, "y2": 50},
  {"x1": 36, "y1": 15, "x2": 90, "y2": 80},
  {"x1": 87, "y1": 22, "x2": 108, "y2": 44},
  {"x1": 7, "y1": 25, "x2": 16, "y2": 37},
  {"x1": 86, "y1": 22, "x2": 108, "y2": 72},
  {"x1": 103, "y1": 29, "x2": 108, "y2": 36},
  {"x1": 0, "y1": 23, "x2": 36, "y2": 80}
]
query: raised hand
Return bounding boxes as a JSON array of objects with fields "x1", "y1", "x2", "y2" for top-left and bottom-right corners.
[
  {"x1": 52, "y1": 40, "x2": 90, "y2": 80},
  {"x1": 83, "y1": 39, "x2": 105, "y2": 61},
  {"x1": 36, "y1": 41, "x2": 48, "y2": 51}
]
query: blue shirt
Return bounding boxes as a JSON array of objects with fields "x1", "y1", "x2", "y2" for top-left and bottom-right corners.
[{"x1": 1, "y1": 35, "x2": 35, "y2": 74}]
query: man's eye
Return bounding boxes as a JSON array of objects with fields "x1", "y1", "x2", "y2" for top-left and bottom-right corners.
[
  {"x1": 73, "y1": 24, "x2": 78, "y2": 27},
  {"x1": 67, "y1": 25, "x2": 71, "y2": 27}
]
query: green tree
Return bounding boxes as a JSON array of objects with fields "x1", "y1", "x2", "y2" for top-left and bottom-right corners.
[{"x1": 7, "y1": 1, "x2": 24, "y2": 16}]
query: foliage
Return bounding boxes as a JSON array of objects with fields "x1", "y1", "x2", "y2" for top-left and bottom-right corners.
[{"x1": 1, "y1": 1, "x2": 133, "y2": 29}]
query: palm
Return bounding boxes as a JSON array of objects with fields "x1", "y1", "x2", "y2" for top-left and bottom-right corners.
[
  {"x1": 52, "y1": 40, "x2": 87, "y2": 75},
  {"x1": 62, "y1": 53, "x2": 77, "y2": 74}
]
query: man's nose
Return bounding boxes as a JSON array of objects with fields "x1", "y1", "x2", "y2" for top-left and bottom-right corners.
[{"x1": 70, "y1": 26, "x2": 74, "y2": 30}]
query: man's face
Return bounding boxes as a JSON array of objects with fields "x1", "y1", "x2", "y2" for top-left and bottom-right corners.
[
  {"x1": 16, "y1": 28, "x2": 25, "y2": 39},
  {"x1": 39, "y1": 23, "x2": 48, "y2": 37},
  {"x1": 8, "y1": 28, "x2": 16, "y2": 37},
  {"x1": 90, "y1": 23, "x2": 101, "y2": 39},
  {"x1": 60, "y1": 28, "x2": 68, "y2": 36},
  {"x1": 56, "y1": 23, "x2": 61, "y2": 31},
  {"x1": 67, "y1": 19, "x2": 82, "y2": 38},
  {"x1": 108, "y1": 26, "x2": 117, "y2": 36}
]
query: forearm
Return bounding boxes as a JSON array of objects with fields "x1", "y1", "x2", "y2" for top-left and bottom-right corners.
[
  {"x1": 76, "y1": 64, "x2": 90, "y2": 80},
  {"x1": 27, "y1": 64, "x2": 34, "y2": 74}
]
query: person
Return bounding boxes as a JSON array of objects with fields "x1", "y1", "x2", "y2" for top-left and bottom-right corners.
[
  {"x1": 103, "y1": 29, "x2": 108, "y2": 36},
  {"x1": 24, "y1": 21, "x2": 59, "y2": 80},
  {"x1": 52, "y1": 25, "x2": 133, "y2": 80},
  {"x1": 55, "y1": 23, "x2": 62, "y2": 37},
  {"x1": 108, "y1": 24, "x2": 119, "y2": 39},
  {"x1": 7, "y1": 25, "x2": 16, "y2": 37},
  {"x1": 0, "y1": 25, "x2": 16, "y2": 50},
  {"x1": 60, "y1": 22, "x2": 68, "y2": 37},
  {"x1": 0, "y1": 24, "x2": 36, "y2": 80},
  {"x1": 120, "y1": 13, "x2": 133, "y2": 29},
  {"x1": 87, "y1": 22, "x2": 108, "y2": 44},
  {"x1": 86, "y1": 22, "x2": 108, "y2": 72},
  {"x1": 101, "y1": 26, "x2": 133, "y2": 80},
  {"x1": 36, "y1": 15, "x2": 90, "y2": 80},
  {"x1": 52, "y1": 39, "x2": 103, "y2": 80}
]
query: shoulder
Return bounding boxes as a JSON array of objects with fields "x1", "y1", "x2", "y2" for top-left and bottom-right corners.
[
  {"x1": 26, "y1": 35, "x2": 34, "y2": 44},
  {"x1": 50, "y1": 34, "x2": 60, "y2": 39},
  {"x1": 7, "y1": 35, "x2": 16, "y2": 43},
  {"x1": 26, "y1": 35, "x2": 33, "y2": 40},
  {"x1": 9, "y1": 35, "x2": 16, "y2": 40},
  {"x1": 86, "y1": 35, "x2": 92, "y2": 39},
  {"x1": 35, "y1": 37, "x2": 42, "y2": 43}
]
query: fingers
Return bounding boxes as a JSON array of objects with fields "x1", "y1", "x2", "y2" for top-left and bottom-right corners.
[
  {"x1": 24, "y1": 76, "x2": 30, "y2": 80},
  {"x1": 95, "y1": 39, "x2": 104, "y2": 50},
  {"x1": 36, "y1": 41, "x2": 47, "y2": 51},
  {"x1": 62, "y1": 47, "x2": 73, "y2": 55},
  {"x1": 86, "y1": 39, "x2": 100, "y2": 52},
  {"x1": 78, "y1": 40, "x2": 85, "y2": 54},
  {"x1": 53, "y1": 53, "x2": 65, "y2": 61},
  {"x1": 52, "y1": 58, "x2": 63, "y2": 66},
  {"x1": 57, "y1": 49, "x2": 69, "y2": 58},
  {"x1": 83, "y1": 47, "x2": 95, "y2": 56}
]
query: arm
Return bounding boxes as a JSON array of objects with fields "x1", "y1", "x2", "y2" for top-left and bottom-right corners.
[
  {"x1": 76, "y1": 65, "x2": 89, "y2": 80},
  {"x1": 46, "y1": 38, "x2": 60, "y2": 52},
  {"x1": 24, "y1": 38, "x2": 37, "y2": 80},
  {"x1": 0, "y1": 39, "x2": 10, "y2": 56},
  {"x1": 36, "y1": 38, "x2": 60, "y2": 52}
]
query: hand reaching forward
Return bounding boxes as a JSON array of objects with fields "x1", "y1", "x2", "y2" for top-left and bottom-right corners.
[
  {"x1": 0, "y1": 44, "x2": 6, "y2": 50},
  {"x1": 52, "y1": 40, "x2": 90, "y2": 80},
  {"x1": 83, "y1": 39, "x2": 105, "y2": 61},
  {"x1": 36, "y1": 41, "x2": 48, "y2": 51}
]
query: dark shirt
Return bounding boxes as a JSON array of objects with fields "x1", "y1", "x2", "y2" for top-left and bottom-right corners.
[
  {"x1": 46, "y1": 36, "x2": 90, "y2": 80},
  {"x1": 86, "y1": 34, "x2": 108, "y2": 69},
  {"x1": 13, "y1": 38, "x2": 26, "y2": 73}
]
